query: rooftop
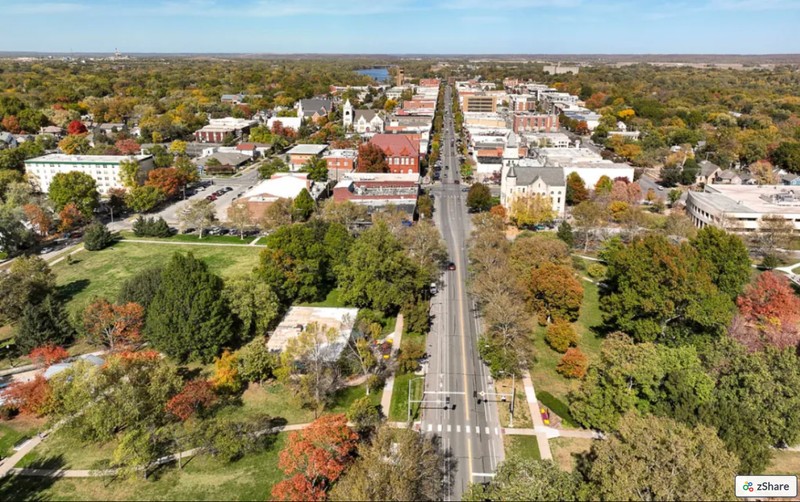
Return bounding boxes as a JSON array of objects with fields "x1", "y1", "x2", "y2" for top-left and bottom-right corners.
[
  {"x1": 701, "y1": 185, "x2": 800, "y2": 215},
  {"x1": 267, "y1": 306, "x2": 359, "y2": 362},
  {"x1": 287, "y1": 144, "x2": 329, "y2": 156},
  {"x1": 26, "y1": 154, "x2": 151, "y2": 164}
]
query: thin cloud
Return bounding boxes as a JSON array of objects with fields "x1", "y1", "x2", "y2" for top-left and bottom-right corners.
[{"x1": 4, "y1": 2, "x2": 88, "y2": 14}]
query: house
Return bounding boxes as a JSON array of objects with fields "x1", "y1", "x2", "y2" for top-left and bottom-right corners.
[
  {"x1": 369, "y1": 134, "x2": 419, "y2": 174},
  {"x1": 39, "y1": 125, "x2": 65, "y2": 137},
  {"x1": 234, "y1": 172, "x2": 313, "y2": 220},
  {"x1": 715, "y1": 169, "x2": 744, "y2": 185},
  {"x1": 286, "y1": 144, "x2": 329, "y2": 170},
  {"x1": 220, "y1": 93, "x2": 261, "y2": 105},
  {"x1": 194, "y1": 117, "x2": 258, "y2": 143},
  {"x1": 342, "y1": 100, "x2": 384, "y2": 134},
  {"x1": 196, "y1": 152, "x2": 251, "y2": 174},
  {"x1": 0, "y1": 132, "x2": 18, "y2": 150},
  {"x1": 696, "y1": 160, "x2": 722, "y2": 185},
  {"x1": 266, "y1": 116, "x2": 302, "y2": 132},
  {"x1": 782, "y1": 173, "x2": 800, "y2": 186},
  {"x1": 323, "y1": 149, "x2": 358, "y2": 181},
  {"x1": 333, "y1": 172, "x2": 419, "y2": 218},
  {"x1": 297, "y1": 99, "x2": 333, "y2": 123},
  {"x1": 24, "y1": 154, "x2": 155, "y2": 194},
  {"x1": 500, "y1": 163, "x2": 566, "y2": 217},
  {"x1": 95, "y1": 123, "x2": 125, "y2": 137},
  {"x1": 267, "y1": 306, "x2": 360, "y2": 362}
]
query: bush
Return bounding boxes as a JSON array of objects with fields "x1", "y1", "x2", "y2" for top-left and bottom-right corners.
[
  {"x1": 132, "y1": 215, "x2": 172, "y2": 238},
  {"x1": 397, "y1": 338, "x2": 425, "y2": 373},
  {"x1": 545, "y1": 320, "x2": 578, "y2": 353},
  {"x1": 83, "y1": 222, "x2": 114, "y2": 251},
  {"x1": 537, "y1": 391, "x2": 579, "y2": 427},
  {"x1": 556, "y1": 348, "x2": 588, "y2": 379},
  {"x1": 0, "y1": 405, "x2": 18, "y2": 420},
  {"x1": 586, "y1": 263, "x2": 607, "y2": 279},
  {"x1": 762, "y1": 253, "x2": 780, "y2": 269},
  {"x1": 347, "y1": 396, "x2": 381, "y2": 435}
]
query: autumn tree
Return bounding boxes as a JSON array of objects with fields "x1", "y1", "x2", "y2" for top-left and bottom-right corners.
[
  {"x1": 594, "y1": 175, "x2": 613, "y2": 196},
  {"x1": 565, "y1": 172, "x2": 589, "y2": 205},
  {"x1": 119, "y1": 159, "x2": 142, "y2": 188},
  {"x1": 509, "y1": 193, "x2": 555, "y2": 228},
  {"x1": 527, "y1": 263, "x2": 583, "y2": 324},
  {"x1": 180, "y1": 199, "x2": 217, "y2": 238},
  {"x1": 749, "y1": 160, "x2": 778, "y2": 185},
  {"x1": 58, "y1": 134, "x2": 90, "y2": 154},
  {"x1": 2, "y1": 375, "x2": 53, "y2": 416},
  {"x1": 732, "y1": 272, "x2": 800, "y2": 350},
  {"x1": 319, "y1": 199, "x2": 368, "y2": 231},
  {"x1": 145, "y1": 167, "x2": 183, "y2": 199},
  {"x1": 83, "y1": 299, "x2": 145, "y2": 351},
  {"x1": 115, "y1": 139, "x2": 141, "y2": 155},
  {"x1": 356, "y1": 142, "x2": 389, "y2": 173},
  {"x1": 545, "y1": 320, "x2": 578, "y2": 353},
  {"x1": 227, "y1": 200, "x2": 253, "y2": 238},
  {"x1": 166, "y1": 379, "x2": 217, "y2": 421},
  {"x1": 23, "y1": 203, "x2": 52, "y2": 236},
  {"x1": 557, "y1": 348, "x2": 588, "y2": 379},
  {"x1": 66, "y1": 120, "x2": 87, "y2": 135},
  {"x1": 28, "y1": 345, "x2": 69, "y2": 368},
  {"x1": 211, "y1": 350, "x2": 243, "y2": 394},
  {"x1": 49, "y1": 171, "x2": 99, "y2": 216},
  {"x1": 58, "y1": 202, "x2": 84, "y2": 232},
  {"x1": 259, "y1": 197, "x2": 293, "y2": 231}
]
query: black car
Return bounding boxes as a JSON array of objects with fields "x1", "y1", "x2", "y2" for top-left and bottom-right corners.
[{"x1": 447, "y1": 262, "x2": 456, "y2": 271}]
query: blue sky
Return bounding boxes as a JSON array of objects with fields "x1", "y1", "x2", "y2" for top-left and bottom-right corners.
[{"x1": 0, "y1": 0, "x2": 798, "y2": 54}]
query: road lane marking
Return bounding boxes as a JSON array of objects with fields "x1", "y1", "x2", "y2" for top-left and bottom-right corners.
[
  {"x1": 495, "y1": 427, "x2": 499, "y2": 435},
  {"x1": 427, "y1": 423, "x2": 432, "y2": 432},
  {"x1": 485, "y1": 427, "x2": 490, "y2": 434},
  {"x1": 447, "y1": 424, "x2": 451, "y2": 432},
  {"x1": 438, "y1": 424, "x2": 442, "y2": 433},
  {"x1": 456, "y1": 425, "x2": 461, "y2": 433},
  {"x1": 466, "y1": 425, "x2": 470, "y2": 433}
]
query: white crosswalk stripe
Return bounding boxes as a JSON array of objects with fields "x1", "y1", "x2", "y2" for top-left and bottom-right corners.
[
  {"x1": 466, "y1": 425, "x2": 471, "y2": 433},
  {"x1": 485, "y1": 427, "x2": 490, "y2": 434},
  {"x1": 437, "y1": 424, "x2": 442, "y2": 433},
  {"x1": 427, "y1": 423, "x2": 432, "y2": 432},
  {"x1": 494, "y1": 427, "x2": 499, "y2": 435},
  {"x1": 447, "y1": 424, "x2": 451, "y2": 432},
  {"x1": 457, "y1": 425, "x2": 461, "y2": 433}
]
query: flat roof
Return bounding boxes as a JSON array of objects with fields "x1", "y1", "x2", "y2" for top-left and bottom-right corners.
[
  {"x1": 287, "y1": 144, "x2": 329, "y2": 155},
  {"x1": 267, "y1": 306, "x2": 359, "y2": 362},
  {"x1": 702, "y1": 185, "x2": 800, "y2": 215},
  {"x1": 26, "y1": 154, "x2": 151, "y2": 164}
]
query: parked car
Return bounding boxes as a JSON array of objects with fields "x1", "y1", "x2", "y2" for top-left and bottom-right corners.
[
  {"x1": 224, "y1": 187, "x2": 233, "y2": 192},
  {"x1": 461, "y1": 187, "x2": 469, "y2": 192},
  {"x1": 430, "y1": 282, "x2": 438, "y2": 295}
]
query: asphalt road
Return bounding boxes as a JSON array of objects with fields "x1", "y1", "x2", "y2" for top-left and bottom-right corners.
[{"x1": 423, "y1": 86, "x2": 504, "y2": 500}]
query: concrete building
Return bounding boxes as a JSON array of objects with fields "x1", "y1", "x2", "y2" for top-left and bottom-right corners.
[
  {"x1": 463, "y1": 94, "x2": 498, "y2": 113},
  {"x1": 266, "y1": 116, "x2": 302, "y2": 132},
  {"x1": 286, "y1": 144, "x2": 329, "y2": 170},
  {"x1": 24, "y1": 154, "x2": 155, "y2": 194},
  {"x1": 512, "y1": 113, "x2": 560, "y2": 133},
  {"x1": 333, "y1": 172, "x2": 419, "y2": 217},
  {"x1": 194, "y1": 117, "x2": 258, "y2": 143},
  {"x1": 500, "y1": 162, "x2": 566, "y2": 217},
  {"x1": 543, "y1": 64, "x2": 580, "y2": 75},
  {"x1": 686, "y1": 185, "x2": 800, "y2": 233},
  {"x1": 463, "y1": 113, "x2": 506, "y2": 129},
  {"x1": 267, "y1": 306, "x2": 360, "y2": 362},
  {"x1": 236, "y1": 172, "x2": 313, "y2": 221},
  {"x1": 323, "y1": 149, "x2": 358, "y2": 181}
]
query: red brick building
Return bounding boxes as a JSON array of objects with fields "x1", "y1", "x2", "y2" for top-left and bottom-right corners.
[
  {"x1": 332, "y1": 173, "x2": 420, "y2": 217},
  {"x1": 323, "y1": 149, "x2": 357, "y2": 181},
  {"x1": 512, "y1": 113, "x2": 559, "y2": 133},
  {"x1": 369, "y1": 134, "x2": 420, "y2": 174}
]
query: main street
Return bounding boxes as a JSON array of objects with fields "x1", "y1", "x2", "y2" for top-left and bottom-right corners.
[{"x1": 423, "y1": 86, "x2": 504, "y2": 499}]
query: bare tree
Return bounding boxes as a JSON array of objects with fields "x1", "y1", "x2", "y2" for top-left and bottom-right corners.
[
  {"x1": 227, "y1": 200, "x2": 253, "y2": 239},
  {"x1": 180, "y1": 199, "x2": 217, "y2": 239}
]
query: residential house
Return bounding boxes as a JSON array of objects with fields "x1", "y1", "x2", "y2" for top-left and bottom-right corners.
[
  {"x1": 782, "y1": 173, "x2": 800, "y2": 186},
  {"x1": 95, "y1": 123, "x2": 125, "y2": 137},
  {"x1": 196, "y1": 152, "x2": 251, "y2": 174},
  {"x1": 297, "y1": 99, "x2": 333, "y2": 123},
  {"x1": 369, "y1": 134, "x2": 420, "y2": 174},
  {"x1": 0, "y1": 132, "x2": 18, "y2": 150},
  {"x1": 696, "y1": 160, "x2": 722, "y2": 185}
]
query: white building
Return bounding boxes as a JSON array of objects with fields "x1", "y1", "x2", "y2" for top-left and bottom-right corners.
[
  {"x1": 24, "y1": 154, "x2": 155, "y2": 194},
  {"x1": 501, "y1": 161, "x2": 566, "y2": 217},
  {"x1": 267, "y1": 306, "x2": 360, "y2": 362},
  {"x1": 342, "y1": 100, "x2": 385, "y2": 134},
  {"x1": 686, "y1": 185, "x2": 800, "y2": 233},
  {"x1": 266, "y1": 116, "x2": 302, "y2": 131}
]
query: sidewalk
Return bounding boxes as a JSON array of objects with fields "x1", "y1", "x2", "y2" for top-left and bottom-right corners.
[
  {"x1": 379, "y1": 314, "x2": 405, "y2": 418},
  {"x1": 521, "y1": 370, "x2": 553, "y2": 460}
]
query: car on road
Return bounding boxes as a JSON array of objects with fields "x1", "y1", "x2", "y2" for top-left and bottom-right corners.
[
  {"x1": 430, "y1": 282, "x2": 438, "y2": 295},
  {"x1": 40, "y1": 247, "x2": 53, "y2": 255},
  {"x1": 224, "y1": 187, "x2": 233, "y2": 192},
  {"x1": 206, "y1": 194, "x2": 217, "y2": 201},
  {"x1": 447, "y1": 262, "x2": 456, "y2": 271},
  {"x1": 657, "y1": 185, "x2": 664, "y2": 191},
  {"x1": 454, "y1": 179, "x2": 460, "y2": 184},
  {"x1": 443, "y1": 173, "x2": 448, "y2": 178},
  {"x1": 461, "y1": 187, "x2": 469, "y2": 192}
]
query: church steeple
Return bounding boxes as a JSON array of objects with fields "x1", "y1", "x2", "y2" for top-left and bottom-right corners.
[{"x1": 343, "y1": 99, "x2": 353, "y2": 128}]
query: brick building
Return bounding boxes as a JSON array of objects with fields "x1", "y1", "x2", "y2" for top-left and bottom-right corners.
[
  {"x1": 512, "y1": 113, "x2": 560, "y2": 133},
  {"x1": 369, "y1": 134, "x2": 420, "y2": 174}
]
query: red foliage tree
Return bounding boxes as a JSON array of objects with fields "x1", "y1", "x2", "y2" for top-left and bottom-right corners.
[
  {"x1": 145, "y1": 167, "x2": 183, "y2": 199},
  {"x1": 83, "y1": 299, "x2": 145, "y2": 351},
  {"x1": 166, "y1": 379, "x2": 218, "y2": 421},
  {"x1": 556, "y1": 348, "x2": 589, "y2": 379},
  {"x1": 23, "y1": 203, "x2": 52, "y2": 236},
  {"x1": 29, "y1": 345, "x2": 69, "y2": 368},
  {"x1": 733, "y1": 272, "x2": 800, "y2": 350},
  {"x1": 115, "y1": 138, "x2": 141, "y2": 155},
  {"x1": 1, "y1": 115, "x2": 21, "y2": 134},
  {"x1": 356, "y1": 142, "x2": 389, "y2": 173},
  {"x1": 2, "y1": 375, "x2": 53, "y2": 416},
  {"x1": 58, "y1": 202, "x2": 84, "y2": 232},
  {"x1": 271, "y1": 414, "x2": 358, "y2": 501},
  {"x1": 66, "y1": 120, "x2": 88, "y2": 135},
  {"x1": 489, "y1": 204, "x2": 507, "y2": 220}
]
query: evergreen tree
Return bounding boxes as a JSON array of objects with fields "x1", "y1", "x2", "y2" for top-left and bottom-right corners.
[
  {"x1": 83, "y1": 221, "x2": 114, "y2": 251},
  {"x1": 117, "y1": 266, "x2": 163, "y2": 311},
  {"x1": 145, "y1": 253, "x2": 234, "y2": 362},
  {"x1": 292, "y1": 188, "x2": 315, "y2": 221},
  {"x1": 557, "y1": 221, "x2": 575, "y2": 248},
  {"x1": 15, "y1": 294, "x2": 74, "y2": 353}
]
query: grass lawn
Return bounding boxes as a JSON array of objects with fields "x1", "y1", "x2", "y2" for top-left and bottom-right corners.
[
  {"x1": 529, "y1": 279, "x2": 602, "y2": 428},
  {"x1": 120, "y1": 231, "x2": 260, "y2": 246},
  {"x1": 52, "y1": 241, "x2": 261, "y2": 315},
  {"x1": 768, "y1": 449, "x2": 800, "y2": 476},
  {"x1": 221, "y1": 381, "x2": 381, "y2": 425},
  {"x1": 550, "y1": 437, "x2": 593, "y2": 472},
  {"x1": 504, "y1": 435, "x2": 540, "y2": 461},
  {"x1": 1, "y1": 433, "x2": 287, "y2": 501},
  {"x1": 793, "y1": 266, "x2": 800, "y2": 275},
  {"x1": 495, "y1": 377, "x2": 532, "y2": 429},
  {"x1": 17, "y1": 429, "x2": 116, "y2": 470},
  {"x1": 0, "y1": 416, "x2": 44, "y2": 458},
  {"x1": 297, "y1": 288, "x2": 346, "y2": 308},
  {"x1": 389, "y1": 372, "x2": 423, "y2": 422}
]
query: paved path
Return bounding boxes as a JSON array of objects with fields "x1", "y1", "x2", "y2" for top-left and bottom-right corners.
[
  {"x1": 503, "y1": 427, "x2": 602, "y2": 439},
  {"x1": 118, "y1": 238, "x2": 266, "y2": 248},
  {"x1": 379, "y1": 314, "x2": 405, "y2": 417},
  {"x1": 521, "y1": 370, "x2": 553, "y2": 460}
]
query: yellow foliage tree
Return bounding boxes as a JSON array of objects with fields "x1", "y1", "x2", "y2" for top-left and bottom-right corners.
[
  {"x1": 608, "y1": 201, "x2": 630, "y2": 222},
  {"x1": 509, "y1": 193, "x2": 555, "y2": 228},
  {"x1": 211, "y1": 350, "x2": 242, "y2": 394},
  {"x1": 617, "y1": 108, "x2": 635, "y2": 120}
]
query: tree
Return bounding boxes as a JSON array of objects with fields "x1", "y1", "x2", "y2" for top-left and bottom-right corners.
[
  {"x1": 756, "y1": 214, "x2": 793, "y2": 257},
  {"x1": 0, "y1": 205, "x2": 36, "y2": 256},
  {"x1": 292, "y1": 188, "x2": 315, "y2": 221},
  {"x1": 227, "y1": 200, "x2": 253, "y2": 238},
  {"x1": 119, "y1": 159, "x2": 142, "y2": 188},
  {"x1": 464, "y1": 457, "x2": 581, "y2": 502},
  {"x1": 337, "y1": 222, "x2": 426, "y2": 314},
  {"x1": 83, "y1": 299, "x2": 144, "y2": 351},
  {"x1": 733, "y1": 272, "x2": 800, "y2": 350},
  {"x1": 180, "y1": 199, "x2": 217, "y2": 238},
  {"x1": 1, "y1": 375, "x2": 53, "y2": 416},
  {"x1": 237, "y1": 337, "x2": 278, "y2": 383},
  {"x1": 48, "y1": 171, "x2": 99, "y2": 216},
  {"x1": 346, "y1": 396, "x2": 381, "y2": 435},
  {"x1": 15, "y1": 294, "x2": 74, "y2": 354},
  {"x1": 258, "y1": 157, "x2": 289, "y2": 179},
  {"x1": 302, "y1": 157, "x2": 328, "y2": 183},
  {"x1": 58, "y1": 202, "x2": 84, "y2": 232},
  {"x1": 594, "y1": 175, "x2": 613, "y2": 195},
  {"x1": 545, "y1": 320, "x2": 578, "y2": 353},
  {"x1": 23, "y1": 203, "x2": 52, "y2": 237},
  {"x1": 145, "y1": 252, "x2": 234, "y2": 362},
  {"x1": 166, "y1": 379, "x2": 218, "y2": 421},
  {"x1": 587, "y1": 413, "x2": 736, "y2": 501},
  {"x1": 356, "y1": 142, "x2": 389, "y2": 173},
  {"x1": 466, "y1": 182, "x2": 492, "y2": 212},
  {"x1": 126, "y1": 185, "x2": 162, "y2": 212},
  {"x1": 0, "y1": 256, "x2": 56, "y2": 324},
  {"x1": 509, "y1": 193, "x2": 555, "y2": 228},
  {"x1": 509, "y1": 234, "x2": 571, "y2": 276},
  {"x1": 601, "y1": 235, "x2": 733, "y2": 344},
  {"x1": 690, "y1": 226, "x2": 751, "y2": 300},
  {"x1": 112, "y1": 426, "x2": 172, "y2": 480},
  {"x1": 223, "y1": 275, "x2": 281, "y2": 341},
  {"x1": 556, "y1": 221, "x2": 574, "y2": 248},
  {"x1": 58, "y1": 134, "x2": 90, "y2": 154},
  {"x1": 168, "y1": 140, "x2": 187, "y2": 156},
  {"x1": 557, "y1": 348, "x2": 588, "y2": 378},
  {"x1": 331, "y1": 426, "x2": 445, "y2": 501},
  {"x1": 565, "y1": 172, "x2": 589, "y2": 205},
  {"x1": 527, "y1": 263, "x2": 583, "y2": 324},
  {"x1": 115, "y1": 139, "x2": 141, "y2": 155},
  {"x1": 28, "y1": 345, "x2": 69, "y2": 367},
  {"x1": 271, "y1": 414, "x2": 358, "y2": 501},
  {"x1": 749, "y1": 160, "x2": 779, "y2": 185},
  {"x1": 398, "y1": 220, "x2": 447, "y2": 281},
  {"x1": 259, "y1": 197, "x2": 293, "y2": 231},
  {"x1": 174, "y1": 156, "x2": 199, "y2": 184},
  {"x1": 771, "y1": 141, "x2": 800, "y2": 173},
  {"x1": 117, "y1": 266, "x2": 162, "y2": 310},
  {"x1": 66, "y1": 120, "x2": 87, "y2": 135},
  {"x1": 319, "y1": 199, "x2": 368, "y2": 230},
  {"x1": 145, "y1": 167, "x2": 183, "y2": 199},
  {"x1": 211, "y1": 350, "x2": 243, "y2": 394},
  {"x1": 132, "y1": 215, "x2": 171, "y2": 237},
  {"x1": 417, "y1": 193, "x2": 433, "y2": 219},
  {"x1": 83, "y1": 221, "x2": 114, "y2": 250}
]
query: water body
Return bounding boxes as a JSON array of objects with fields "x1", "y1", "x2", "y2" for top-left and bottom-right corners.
[{"x1": 356, "y1": 67, "x2": 390, "y2": 83}]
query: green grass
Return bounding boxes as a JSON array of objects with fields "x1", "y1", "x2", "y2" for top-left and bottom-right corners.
[
  {"x1": 1, "y1": 434, "x2": 287, "y2": 501},
  {"x1": 529, "y1": 279, "x2": 602, "y2": 425},
  {"x1": 297, "y1": 288, "x2": 346, "y2": 308},
  {"x1": 17, "y1": 429, "x2": 116, "y2": 470},
  {"x1": 793, "y1": 266, "x2": 800, "y2": 275},
  {"x1": 389, "y1": 372, "x2": 423, "y2": 422},
  {"x1": 120, "y1": 231, "x2": 259, "y2": 245},
  {"x1": 52, "y1": 240, "x2": 261, "y2": 315},
  {"x1": 538, "y1": 391, "x2": 579, "y2": 428},
  {"x1": 0, "y1": 423, "x2": 34, "y2": 458},
  {"x1": 504, "y1": 435, "x2": 541, "y2": 461}
]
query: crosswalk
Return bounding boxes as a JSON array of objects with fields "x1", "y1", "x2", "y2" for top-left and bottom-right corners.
[{"x1": 422, "y1": 422, "x2": 501, "y2": 436}]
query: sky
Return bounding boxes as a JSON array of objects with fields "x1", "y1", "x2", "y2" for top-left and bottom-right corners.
[{"x1": 0, "y1": 0, "x2": 799, "y2": 54}]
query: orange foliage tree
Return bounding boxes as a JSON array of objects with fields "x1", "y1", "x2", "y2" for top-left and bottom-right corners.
[
  {"x1": 82, "y1": 299, "x2": 145, "y2": 351},
  {"x1": 29, "y1": 345, "x2": 69, "y2": 367},
  {"x1": 489, "y1": 204, "x2": 507, "y2": 220},
  {"x1": 145, "y1": 167, "x2": 183, "y2": 199},
  {"x1": 114, "y1": 138, "x2": 141, "y2": 155},
  {"x1": 733, "y1": 272, "x2": 800, "y2": 350},
  {"x1": 527, "y1": 263, "x2": 584, "y2": 324},
  {"x1": 58, "y1": 202, "x2": 84, "y2": 232},
  {"x1": 545, "y1": 320, "x2": 579, "y2": 353},
  {"x1": 557, "y1": 348, "x2": 589, "y2": 379},
  {"x1": 271, "y1": 414, "x2": 358, "y2": 501},
  {"x1": 23, "y1": 203, "x2": 52, "y2": 236},
  {"x1": 2, "y1": 375, "x2": 53, "y2": 416},
  {"x1": 66, "y1": 120, "x2": 87, "y2": 135},
  {"x1": 165, "y1": 379, "x2": 217, "y2": 421}
]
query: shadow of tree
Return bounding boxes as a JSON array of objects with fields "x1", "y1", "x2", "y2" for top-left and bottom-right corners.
[
  {"x1": 0, "y1": 454, "x2": 66, "y2": 501},
  {"x1": 56, "y1": 279, "x2": 90, "y2": 304}
]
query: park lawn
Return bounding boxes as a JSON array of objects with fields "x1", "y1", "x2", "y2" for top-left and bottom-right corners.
[
  {"x1": 550, "y1": 437, "x2": 593, "y2": 472},
  {"x1": 495, "y1": 377, "x2": 532, "y2": 429},
  {"x1": 297, "y1": 288, "x2": 346, "y2": 308},
  {"x1": 17, "y1": 429, "x2": 116, "y2": 470},
  {"x1": 389, "y1": 372, "x2": 423, "y2": 422},
  {"x1": 504, "y1": 435, "x2": 540, "y2": 461},
  {"x1": 52, "y1": 241, "x2": 261, "y2": 315},
  {"x1": 222, "y1": 381, "x2": 380, "y2": 425},
  {"x1": 120, "y1": 231, "x2": 260, "y2": 246},
  {"x1": 0, "y1": 416, "x2": 44, "y2": 458},
  {"x1": 793, "y1": 266, "x2": 800, "y2": 275},
  {"x1": 529, "y1": 279, "x2": 602, "y2": 428},
  {"x1": 2, "y1": 433, "x2": 287, "y2": 501},
  {"x1": 768, "y1": 449, "x2": 800, "y2": 476}
]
